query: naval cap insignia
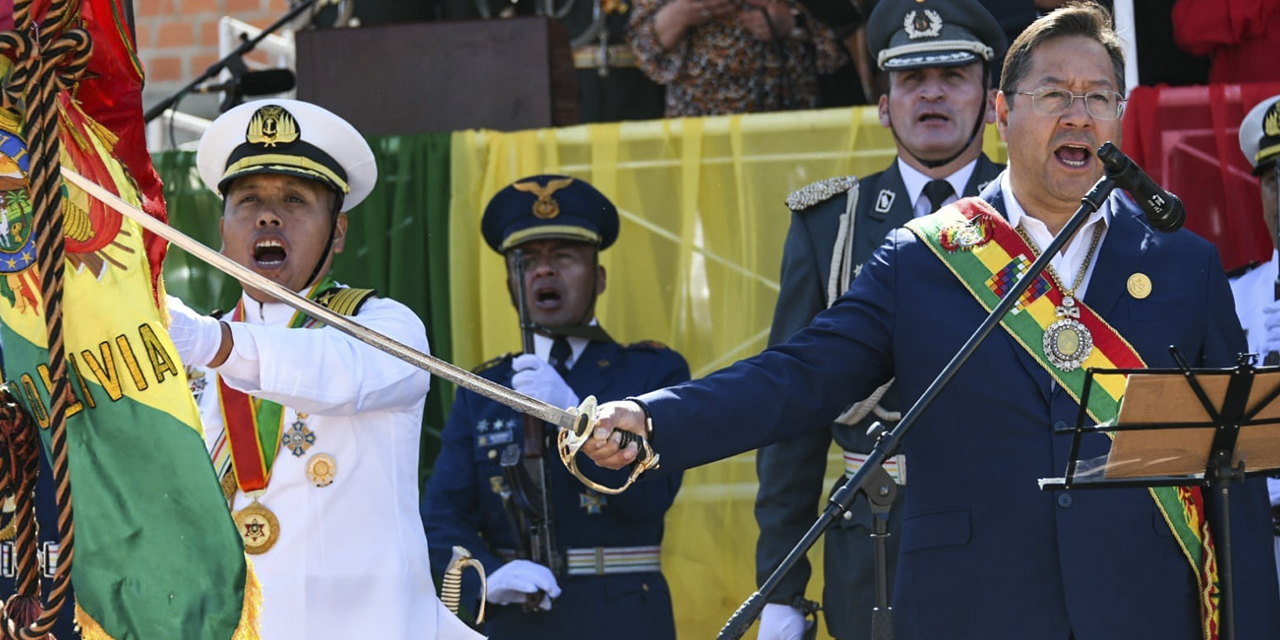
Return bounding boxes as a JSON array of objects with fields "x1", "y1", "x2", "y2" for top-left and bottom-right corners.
[
  {"x1": 246, "y1": 105, "x2": 300, "y2": 148},
  {"x1": 1265, "y1": 103, "x2": 1280, "y2": 137}
]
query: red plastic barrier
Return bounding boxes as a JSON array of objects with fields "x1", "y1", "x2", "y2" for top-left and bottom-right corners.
[{"x1": 1122, "y1": 82, "x2": 1280, "y2": 272}]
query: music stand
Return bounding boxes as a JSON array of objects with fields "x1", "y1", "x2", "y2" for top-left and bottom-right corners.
[{"x1": 1039, "y1": 348, "x2": 1280, "y2": 640}]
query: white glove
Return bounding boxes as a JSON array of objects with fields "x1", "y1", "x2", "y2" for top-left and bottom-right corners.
[
  {"x1": 486, "y1": 559, "x2": 561, "y2": 610},
  {"x1": 511, "y1": 354, "x2": 579, "y2": 410},
  {"x1": 1262, "y1": 300, "x2": 1280, "y2": 357},
  {"x1": 165, "y1": 295, "x2": 224, "y2": 367},
  {"x1": 758, "y1": 603, "x2": 810, "y2": 640}
]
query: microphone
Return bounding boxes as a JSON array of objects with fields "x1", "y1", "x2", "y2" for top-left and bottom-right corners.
[
  {"x1": 193, "y1": 69, "x2": 296, "y2": 96},
  {"x1": 1096, "y1": 142, "x2": 1185, "y2": 232}
]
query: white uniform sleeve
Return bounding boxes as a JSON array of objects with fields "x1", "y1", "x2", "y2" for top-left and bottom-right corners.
[{"x1": 214, "y1": 297, "x2": 431, "y2": 416}]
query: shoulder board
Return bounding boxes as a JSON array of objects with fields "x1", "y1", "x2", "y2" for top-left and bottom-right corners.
[
  {"x1": 785, "y1": 176, "x2": 858, "y2": 212},
  {"x1": 626, "y1": 340, "x2": 672, "y2": 352},
  {"x1": 473, "y1": 353, "x2": 514, "y2": 374},
  {"x1": 314, "y1": 287, "x2": 378, "y2": 316},
  {"x1": 1226, "y1": 260, "x2": 1262, "y2": 280}
]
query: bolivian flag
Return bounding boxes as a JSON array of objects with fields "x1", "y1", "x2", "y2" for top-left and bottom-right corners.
[{"x1": 0, "y1": 1, "x2": 258, "y2": 638}]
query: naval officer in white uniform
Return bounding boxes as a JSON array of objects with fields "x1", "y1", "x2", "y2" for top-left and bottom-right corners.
[{"x1": 166, "y1": 98, "x2": 484, "y2": 640}]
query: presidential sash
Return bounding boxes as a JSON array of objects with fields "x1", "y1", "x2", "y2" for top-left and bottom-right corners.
[{"x1": 906, "y1": 197, "x2": 1219, "y2": 640}]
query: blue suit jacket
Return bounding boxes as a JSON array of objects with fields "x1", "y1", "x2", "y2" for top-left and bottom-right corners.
[
  {"x1": 423, "y1": 338, "x2": 689, "y2": 640},
  {"x1": 641, "y1": 182, "x2": 1280, "y2": 639}
]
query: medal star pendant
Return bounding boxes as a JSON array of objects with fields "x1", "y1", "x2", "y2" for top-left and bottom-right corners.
[{"x1": 233, "y1": 500, "x2": 280, "y2": 555}]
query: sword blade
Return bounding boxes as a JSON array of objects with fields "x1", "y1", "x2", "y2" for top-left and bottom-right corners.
[{"x1": 61, "y1": 167, "x2": 579, "y2": 431}]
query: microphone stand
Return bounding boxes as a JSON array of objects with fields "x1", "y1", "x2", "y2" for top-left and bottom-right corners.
[
  {"x1": 717, "y1": 172, "x2": 1123, "y2": 640},
  {"x1": 143, "y1": 0, "x2": 321, "y2": 122}
]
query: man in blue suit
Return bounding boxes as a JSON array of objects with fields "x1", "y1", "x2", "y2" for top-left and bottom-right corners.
[
  {"x1": 755, "y1": 0, "x2": 1005, "y2": 637},
  {"x1": 584, "y1": 4, "x2": 1280, "y2": 639},
  {"x1": 421, "y1": 175, "x2": 689, "y2": 640}
]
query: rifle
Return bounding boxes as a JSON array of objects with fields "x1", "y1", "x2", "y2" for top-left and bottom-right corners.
[{"x1": 498, "y1": 248, "x2": 562, "y2": 611}]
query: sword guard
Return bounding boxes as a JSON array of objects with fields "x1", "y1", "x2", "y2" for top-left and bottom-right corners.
[{"x1": 556, "y1": 396, "x2": 659, "y2": 495}]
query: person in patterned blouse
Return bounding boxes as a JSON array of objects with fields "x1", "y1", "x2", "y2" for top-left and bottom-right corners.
[{"x1": 628, "y1": 0, "x2": 848, "y2": 116}]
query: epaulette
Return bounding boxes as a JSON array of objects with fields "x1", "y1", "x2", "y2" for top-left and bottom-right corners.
[
  {"x1": 473, "y1": 353, "x2": 514, "y2": 374},
  {"x1": 1226, "y1": 260, "x2": 1262, "y2": 280},
  {"x1": 785, "y1": 176, "x2": 858, "y2": 212},
  {"x1": 626, "y1": 340, "x2": 672, "y2": 352},
  {"x1": 314, "y1": 287, "x2": 378, "y2": 316}
]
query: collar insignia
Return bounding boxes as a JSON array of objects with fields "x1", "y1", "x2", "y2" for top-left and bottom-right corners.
[
  {"x1": 246, "y1": 105, "x2": 300, "y2": 148},
  {"x1": 875, "y1": 189, "x2": 896, "y2": 213},
  {"x1": 513, "y1": 177, "x2": 575, "y2": 219},
  {"x1": 904, "y1": 9, "x2": 942, "y2": 39}
]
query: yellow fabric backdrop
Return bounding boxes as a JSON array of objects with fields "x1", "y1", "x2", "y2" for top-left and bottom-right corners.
[{"x1": 448, "y1": 105, "x2": 1008, "y2": 639}]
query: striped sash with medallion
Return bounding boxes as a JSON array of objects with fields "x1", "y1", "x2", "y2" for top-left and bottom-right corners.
[{"x1": 906, "y1": 197, "x2": 1220, "y2": 640}]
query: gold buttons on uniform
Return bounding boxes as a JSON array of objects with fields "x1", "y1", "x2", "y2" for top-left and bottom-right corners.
[
  {"x1": 306, "y1": 453, "x2": 337, "y2": 487},
  {"x1": 1127, "y1": 273, "x2": 1152, "y2": 299}
]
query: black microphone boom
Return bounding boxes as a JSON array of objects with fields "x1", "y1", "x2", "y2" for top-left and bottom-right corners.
[
  {"x1": 1097, "y1": 141, "x2": 1186, "y2": 232},
  {"x1": 193, "y1": 69, "x2": 296, "y2": 96}
]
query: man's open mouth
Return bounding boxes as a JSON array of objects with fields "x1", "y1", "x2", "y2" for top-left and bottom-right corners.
[
  {"x1": 1055, "y1": 143, "x2": 1093, "y2": 168},
  {"x1": 253, "y1": 238, "x2": 288, "y2": 267}
]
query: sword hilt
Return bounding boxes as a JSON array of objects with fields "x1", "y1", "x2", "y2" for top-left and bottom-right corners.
[
  {"x1": 558, "y1": 396, "x2": 659, "y2": 495},
  {"x1": 442, "y1": 545, "x2": 487, "y2": 625}
]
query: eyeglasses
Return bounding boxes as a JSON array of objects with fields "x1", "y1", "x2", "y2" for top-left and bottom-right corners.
[{"x1": 1016, "y1": 87, "x2": 1127, "y2": 120}]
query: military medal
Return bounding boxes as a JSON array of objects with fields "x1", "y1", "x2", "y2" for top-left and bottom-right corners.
[
  {"x1": 1017, "y1": 223, "x2": 1105, "y2": 372},
  {"x1": 233, "y1": 496, "x2": 280, "y2": 555},
  {"x1": 281, "y1": 414, "x2": 315, "y2": 457},
  {"x1": 215, "y1": 279, "x2": 337, "y2": 553},
  {"x1": 306, "y1": 453, "x2": 337, "y2": 487}
]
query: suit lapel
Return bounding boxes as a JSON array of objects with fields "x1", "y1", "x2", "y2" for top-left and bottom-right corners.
[
  {"x1": 1082, "y1": 194, "x2": 1151, "y2": 319},
  {"x1": 981, "y1": 183, "x2": 1053, "y2": 403}
]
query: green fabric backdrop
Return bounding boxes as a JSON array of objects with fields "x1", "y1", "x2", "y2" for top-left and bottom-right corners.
[{"x1": 152, "y1": 132, "x2": 454, "y2": 488}]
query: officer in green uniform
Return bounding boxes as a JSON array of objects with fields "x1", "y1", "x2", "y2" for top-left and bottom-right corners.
[{"x1": 753, "y1": 0, "x2": 1006, "y2": 637}]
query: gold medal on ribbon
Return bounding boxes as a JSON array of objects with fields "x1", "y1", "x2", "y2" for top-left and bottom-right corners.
[
  {"x1": 233, "y1": 499, "x2": 280, "y2": 555},
  {"x1": 306, "y1": 453, "x2": 337, "y2": 487}
]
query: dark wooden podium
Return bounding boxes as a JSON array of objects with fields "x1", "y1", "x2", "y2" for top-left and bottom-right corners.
[{"x1": 295, "y1": 17, "x2": 579, "y2": 136}]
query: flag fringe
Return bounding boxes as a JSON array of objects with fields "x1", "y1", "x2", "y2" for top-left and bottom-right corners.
[{"x1": 73, "y1": 556, "x2": 263, "y2": 640}]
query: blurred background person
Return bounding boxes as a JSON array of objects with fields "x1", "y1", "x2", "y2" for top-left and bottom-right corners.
[
  {"x1": 628, "y1": 0, "x2": 850, "y2": 116},
  {"x1": 1231, "y1": 93, "x2": 1280, "y2": 591}
]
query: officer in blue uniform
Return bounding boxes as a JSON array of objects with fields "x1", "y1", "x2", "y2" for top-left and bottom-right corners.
[
  {"x1": 586, "y1": 4, "x2": 1280, "y2": 639},
  {"x1": 755, "y1": 0, "x2": 1004, "y2": 637},
  {"x1": 421, "y1": 175, "x2": 689, "y2": 639}
]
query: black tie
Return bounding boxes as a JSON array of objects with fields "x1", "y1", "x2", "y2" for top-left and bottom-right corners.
[
  {"x1": 923, "y1": 179, "x2": 954, "y2": 212},
  {"x1": 550, "y1": 336, "x2": 573, "y2": 378}
]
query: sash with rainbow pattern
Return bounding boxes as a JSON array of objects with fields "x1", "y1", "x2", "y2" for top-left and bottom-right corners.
[{"x1": 905, "y1": 197, "x2": 1219, "y2": 640}]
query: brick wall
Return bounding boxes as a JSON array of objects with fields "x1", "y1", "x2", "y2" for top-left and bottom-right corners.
[{"x1": 134, "y1": 0, "x2": 292, "y2": 119}]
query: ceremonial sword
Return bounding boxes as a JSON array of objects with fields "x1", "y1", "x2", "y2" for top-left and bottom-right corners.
[{"x1": 61, "y1": 167, "x2": 655, "y2": 493}]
